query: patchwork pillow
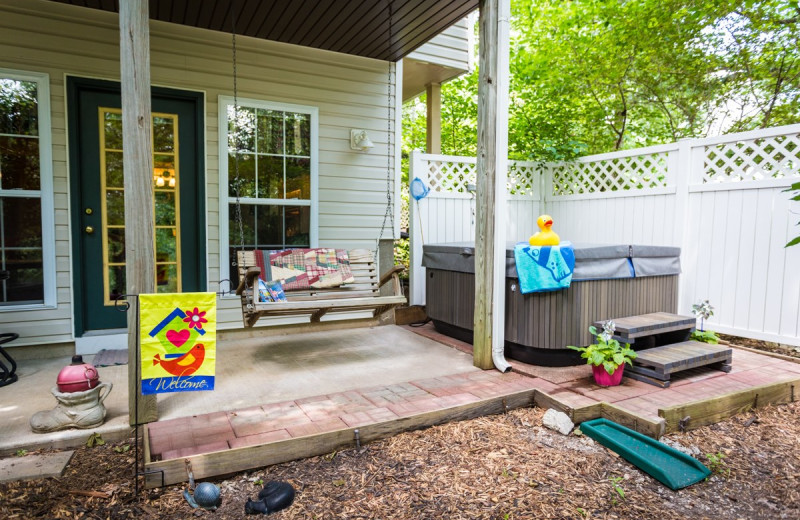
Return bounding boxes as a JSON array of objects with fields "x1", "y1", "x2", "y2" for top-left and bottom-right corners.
[{"x1": 254, "y1": 248, "x2": 355, "y2": 291}]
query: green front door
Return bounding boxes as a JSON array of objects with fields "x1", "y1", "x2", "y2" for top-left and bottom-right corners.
[{"x1": 68, "y1": 78, "x2": 205, "y2": 335}]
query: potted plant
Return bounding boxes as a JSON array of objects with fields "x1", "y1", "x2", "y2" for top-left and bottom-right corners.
[
  {"x1": 690, "y1": 300, "x2": 719, "y2": 344},
  {"x1": 568, "y1": 321, "x2": 637, "y2": 386}
]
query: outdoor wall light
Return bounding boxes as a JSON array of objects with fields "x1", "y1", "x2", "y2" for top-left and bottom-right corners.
[{"x1": 350, "y1": 129, "x2": 374, "y2": 151}]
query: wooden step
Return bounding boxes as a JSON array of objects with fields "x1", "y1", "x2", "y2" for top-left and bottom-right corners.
[
  {"x1": 625, "y1": 340, "x2": 732, "y2": 388},
  {"x1": 594, "y1": 312, "x2": 696, "y2": 345}
]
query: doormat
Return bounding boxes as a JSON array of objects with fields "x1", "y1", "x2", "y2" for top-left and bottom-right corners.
[{"x1": 92, "y1": 349, "x2": 128, "y2": 367}]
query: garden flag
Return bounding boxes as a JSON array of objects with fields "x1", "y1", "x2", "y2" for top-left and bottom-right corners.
[{"x1": 139, "y1": 292, "x2": 216, "y2": 395}]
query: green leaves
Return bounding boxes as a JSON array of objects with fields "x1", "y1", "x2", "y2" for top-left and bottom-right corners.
[
  {"x1": 402, "y1": 0, "x2": 799, "y2": 163},
  {"x1": 568, "y1": 326, "x2": 637, "y2": 374},
  {"x1": 86, "y1": 432, "x2": 105, "y2": 448}
]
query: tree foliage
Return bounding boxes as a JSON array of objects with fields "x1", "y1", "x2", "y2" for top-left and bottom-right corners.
[{"x1": 403, "y1": 0, "x2": 800, "y2": 162}]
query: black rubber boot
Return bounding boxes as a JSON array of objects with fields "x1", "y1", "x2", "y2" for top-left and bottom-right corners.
[
  {"x1": 244, "y1": 498, "x2": 269, "y2": 515},
  {"x1": 249, "y1": 481, "x2": 295, "y2": 514}
]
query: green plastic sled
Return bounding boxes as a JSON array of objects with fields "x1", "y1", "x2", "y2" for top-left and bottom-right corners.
[{"x1": 581, "y1": 418, "x2": 711, "y2": 490}]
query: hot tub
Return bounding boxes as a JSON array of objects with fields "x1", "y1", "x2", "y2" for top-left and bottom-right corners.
[{"x1": 422, "y1": 242, "x2": 681, "y2": 366}]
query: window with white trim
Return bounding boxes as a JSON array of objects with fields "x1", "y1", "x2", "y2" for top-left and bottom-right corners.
[
  {"x1": 0, "y1": 70, "x2": 54, "y2": 308},
  {"x1": 219, "y1": 97, "x2": 318, "y2": 281}
]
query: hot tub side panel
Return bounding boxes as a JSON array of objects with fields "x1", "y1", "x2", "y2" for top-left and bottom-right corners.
[{"x1": 426, "y1": 269, "x2": 679, "y2": 350}]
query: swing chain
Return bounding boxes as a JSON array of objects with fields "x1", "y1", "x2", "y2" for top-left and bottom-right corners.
[
  {"x1": 376, "y1": 0, "x2": 396, "y2": 262},
  {"x1": 231, "y1": 2, "x2": 245, "y2": 267}
]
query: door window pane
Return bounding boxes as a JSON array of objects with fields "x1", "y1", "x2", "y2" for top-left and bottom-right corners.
[
  {"x1": 153, "y1": 116, "x2": 174, "y2": 153},
  {"x1": 99, "y1": 109, "x2": 182, "y2": 304},
  {"x1": 103, "y1": 111, "x2": 123, "y2": 150},
  {"x1": 105, "y1": 151, "x2": 124, "y2": 188}
]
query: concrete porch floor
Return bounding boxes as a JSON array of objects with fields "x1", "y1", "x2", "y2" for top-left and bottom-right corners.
[{"x1": 0, "y1": 325, "x2": 478, "y2": 456}]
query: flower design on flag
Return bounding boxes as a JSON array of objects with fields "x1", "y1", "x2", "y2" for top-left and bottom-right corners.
[{"x1": 183, "y1": 307, "x2": 208, "y2": 330}]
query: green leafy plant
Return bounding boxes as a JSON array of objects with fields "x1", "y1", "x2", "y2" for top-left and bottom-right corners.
[
  {"x1": 568, "y1": 321, "x2": 637, "y2": 375},
  {"x1": 86, "y1": 432, "x2": 105, "y2": 448},
  {"x1": 691, "y1": 300, "x2": 719, "y2": 344},
  {"x1": 690, "y1": 329, "x2": 719, "y2": 344},
  {"x1": 706, "y1": 452, "x2": 730, "y2": 477},
  {"x1": 609, "y1": 475, "x2": 625, "y2": 500},
  {"x1": 15, "y1": 449, "x2": 28, "y2": 457},
  {"x1": 113, "y1": 444, "x2": 130, "y2": 454}
]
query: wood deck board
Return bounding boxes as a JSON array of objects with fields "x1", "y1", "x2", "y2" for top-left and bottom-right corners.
[
  {"x1": 626, "y1": 341, "x2": 733, "y2": 386},
  {"x1": 597, "y1": 312, "x2": 696, "y2": 339}
]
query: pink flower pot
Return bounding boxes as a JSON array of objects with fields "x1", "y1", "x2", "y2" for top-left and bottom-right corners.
[{"x1": 592, "y1": 364, "x2": 624, "y2": 387}]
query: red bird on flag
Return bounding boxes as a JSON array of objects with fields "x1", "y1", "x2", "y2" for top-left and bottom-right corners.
[{"x1": 153, "y1": 343, "x2": 206, "y2": 377}]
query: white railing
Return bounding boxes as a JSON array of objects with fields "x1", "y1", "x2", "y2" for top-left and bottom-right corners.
[{"x1": 408, "y1": 123, "x2": 800, "y2": 346}]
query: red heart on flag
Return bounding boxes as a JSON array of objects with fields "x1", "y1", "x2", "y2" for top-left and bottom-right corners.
[{"x1": 166, "y1": 329, "x2": 190, "y2": 348}]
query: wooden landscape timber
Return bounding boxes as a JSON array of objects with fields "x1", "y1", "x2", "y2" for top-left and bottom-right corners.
[{"x1": 659, "y1": 378, "x2": 800, "y2": 433}]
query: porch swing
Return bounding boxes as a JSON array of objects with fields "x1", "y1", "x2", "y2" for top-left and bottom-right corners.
[{"x1": 228, "y1": 6, "x2": 406, "y2": 328}]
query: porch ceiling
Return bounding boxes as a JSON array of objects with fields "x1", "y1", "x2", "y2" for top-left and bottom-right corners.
[{"x1": 48, "y1": 0, "x2": 478, "y2": 62}]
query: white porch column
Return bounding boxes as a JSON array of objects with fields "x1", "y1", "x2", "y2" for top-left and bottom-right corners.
[
  {"x1": 120, "y1": 0, "x2": 157, "y2": 424},
  {"x1": 473, "y1": 0, "x2": 511, "y2": 372}
]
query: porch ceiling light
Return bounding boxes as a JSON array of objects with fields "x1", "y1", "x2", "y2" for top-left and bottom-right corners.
[{"x1": 350, "y1": 129, "x2": 374, "y2": 151}]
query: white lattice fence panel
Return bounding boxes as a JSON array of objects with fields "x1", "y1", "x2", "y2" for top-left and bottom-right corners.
[
  {"x1": 427, "y1": 160, "x2": 477, "y2": 193},
  {"x1": 701, "y1": 133, "x2": 800, "y2": 184},
  {"x1": 424, "y1": 158, "x2": 540, "y2": 196},
  {"x1": 507, "y1": 162, "x2": 540, "y2": 196},
  {"x1": 551, "y1": 153, "x2": 669, "y2": 196}
]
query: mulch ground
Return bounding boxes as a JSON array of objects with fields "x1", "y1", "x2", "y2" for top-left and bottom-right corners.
[
  {"x1": 2, "y1": 336, "x2": 799, "y2": 519},
  {"x1": 2, "y1": 401, "x2": 798, "y2": 520}
]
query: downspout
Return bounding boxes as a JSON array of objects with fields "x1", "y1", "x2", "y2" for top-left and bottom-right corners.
[
  {"x1": 491, "y1": 241, "x2": 511, "y2": 373},
  {"x1": 492, "y1": 1, "x2": 512, "y2": 374},
  {"x1": 493, "y1": 339, "x2": 512, "y2": 373}
]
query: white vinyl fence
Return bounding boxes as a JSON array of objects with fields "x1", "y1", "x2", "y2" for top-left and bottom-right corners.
[{"x1": 408, "y1": 124, "x2": 800, "y2": 346}]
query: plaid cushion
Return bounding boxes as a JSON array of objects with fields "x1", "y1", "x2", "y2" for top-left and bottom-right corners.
[{"x1": 254, "y1": 248, "x2": 355, "y2": 291}]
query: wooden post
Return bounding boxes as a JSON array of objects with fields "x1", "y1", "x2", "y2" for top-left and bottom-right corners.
[
  {"x1": 426, "y1": 82, "x2": 442, "y2": 154},
  {"x1": 473, "y1": 0, "x2": 510, "y2": 370},
  {"x1": 120, "y1": 0, "x2": 157, "y2": 425}
]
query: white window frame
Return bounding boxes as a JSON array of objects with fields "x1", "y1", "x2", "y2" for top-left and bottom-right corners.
[
  {"x1": 0, "y1": 69, "x2": 56, "y2": 310},
  {"x1": 217, "y1": 96, "x2": 319, "y2": 285}
]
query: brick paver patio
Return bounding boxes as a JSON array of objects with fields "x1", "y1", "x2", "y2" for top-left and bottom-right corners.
[{"x1": 147, "y1": 323, "x2": 800, "y2": 463}]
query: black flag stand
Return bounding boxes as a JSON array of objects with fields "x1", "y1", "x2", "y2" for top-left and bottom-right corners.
[{"x1": 115, "y1": 294, "x2": 164, "y2": 495}]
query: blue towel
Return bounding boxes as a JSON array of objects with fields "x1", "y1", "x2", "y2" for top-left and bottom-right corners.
[{"x1": 514, "y1": 241, "x2": 575, "y2": 294}]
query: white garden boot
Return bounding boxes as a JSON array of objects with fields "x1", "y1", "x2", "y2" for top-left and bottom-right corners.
[{"x1": 30, "y1": 383, "x2": 112, "y2": 433}]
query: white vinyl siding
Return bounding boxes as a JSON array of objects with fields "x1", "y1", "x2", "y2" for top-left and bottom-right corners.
[
  {"x1": 0, "y1": 0, "x2": 399, "y2": 344},
  {"x1": 407, "y1": 18, "x2": 471, "y2": 71}
]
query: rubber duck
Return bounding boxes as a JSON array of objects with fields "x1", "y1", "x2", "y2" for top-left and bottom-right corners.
[{"x1": 529, "y1": 214, "x2": 560, "y2": 246}]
